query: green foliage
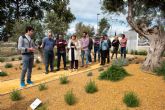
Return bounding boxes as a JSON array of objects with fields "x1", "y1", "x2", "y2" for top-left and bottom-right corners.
[
  {"x1": 98, "y1": 67, "x2": 104, "y2": 72},
  {"x1": 10, "y1": 90, "x2": 22, "y2": 101},
  {"x1": 112, "y1": 58, "x2": 129, "y2": 67},
  {"x1": 64, "y1": 90, "x2": 76, "y2": 105},
  {"x1": 38, "y1": 84, "x2": 48, "y2": 91},
  {"x1": 85, "y1": 80, "x2": 98, "y2": 94},
  {"x1": 11, "y1": 58, "x2": 15, "y2": 61},
  {"x1": 0, "y1": 57, "x2": 5, "y2": 62},
  {"x1": 75, "y1": 22, "x2": 95, "y2": 38},
  {"x1": 36, "y1": 104, "x2": 47, "y2": 110},
  {"x1": 36, "y1": 59, "x2": 41, "y2": 64},
  {"x1": 123, "y1": 92, "x2": 140, "y2": 107},
  {"x1": 154, "y1": 61, "x2": 165, "y2": 77},
  {"x1": 87, "y1": 72, "x2": 93, "y2": 76},
  {"x1": 99, "y1": 65, "x2": 129, "y2": 81},
  {"x1": 5, "y1": 63, "x2": 13, "y2": 68},
  {"x1": 98, "y1": 18, "x2": 110, "y2": 35},
  {"x1": 59, "y1": 75, "x2": 69, "y2": 84},
  {"x1": 0, "y1": 71, "x2": 8, "y2": 76},
  {"x1": 18, "y1": 56, "x2": 22, "y2": 60}
]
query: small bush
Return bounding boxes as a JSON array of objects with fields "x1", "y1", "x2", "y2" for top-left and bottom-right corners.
[
  {"x1": 36, "y1": 59, "x2": 41, "y2": 64},
  {"x1": 11, "y1": 58, "x2": 15, "y2": 61},
  {"x1": 38, "y1": 84, "x2": 47, "y2": 91},
  {"x1": 123, "y1": 92, "x2": 139, "y2": 107},
  {"x1": 5, "y1": 63, "x2": 13, "y2": 68},
  {"x1": 59, "y1": 75, "x2": 69, "y2": 84},
  {"x1": 87, "y1": 72, "x2": 93, "y2": 76},
  {"x1": 112, "y1": 58, "x2": 129, "y2": 67},
  {"x1": 37, "y1": 66, "x2": 42, "y2": 70},
  {"x1": 10, "y1": 90, "x2": 22, "y2": 101},
  {"x1": 0, "y1": 57, "x2": 5, "y2": 62},
  {"x1": 98, "y1": 67, "x2": 104, "y2": 72},
  {"x1": 64, "y1": 90, "x2": 76, "y2": 105},
  {"x1": 134, "y1": 50, "x2": 138, "y2": 55},
  {"x1": 99, "y1": 65, "x2": 129, "y2": 81},
  {"x1": 138, "y1": 51, "x2": 147, "y2": 56},
  {"x1": 0, "y1": 71, "x2": 8, "y2": 76},
  {"x1": 36, "y1": 104, "x2": 47, "y2": 110},
  {"x1": 85, "y1": 80, "x2": 98, "y2": 93},
  {"x1": 18, "y1": 56, "x2": 22, "y2": 60},
  {"x1": 154, "y1": 61, "x2": 165, "y2": 76}
]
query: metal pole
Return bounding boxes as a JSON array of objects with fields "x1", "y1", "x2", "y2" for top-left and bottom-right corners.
[{"x1": 97, "y1": 13, "x2": 100, "y2": 34}]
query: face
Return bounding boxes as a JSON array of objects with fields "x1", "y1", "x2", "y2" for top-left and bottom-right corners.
[
  {"x1": 72, "y1": 35, "x2": 76, "y2": 40},
  {"x1": 28, "y1": 30, "x2": 34, "y2": 37},
  {"x1": 83, "y1": 33, "x2": 86, "y2": 37},
  {"x1": 48, "y1": 32, "x2": 52, "y2": 38}
]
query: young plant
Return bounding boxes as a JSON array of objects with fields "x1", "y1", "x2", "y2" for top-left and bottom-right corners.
[
  {"x1": 36, "y1": 59, "x2": 41, "y2": 64},
  {"x1": 0, "y1": 57, "x2": 5, "y2": 62},
  {"x1": 87, "y1": 71, "x2": 93, "y2": 76},
  {"x1": 5, "y1": 63, "x2": 13, "y2": 68},
  {"x1": 10, "y1": 90, "x2": 22, "y2": 101},
  {"x1": 85, "y1": 80, "x2": 98, "y2": 93},
  {"x1": 123, "y1": 92, "x2": 140, "y2": 107},
  {"x1": 36, "y1": 103, "x2": 47, "y2": 110},
  {"x1": 38, "y1": 83, "x2": 47, "y2": 91},
  {"x1": 0, "y1": 71, "x2": 8, "y2": 76},
  {"x1": 64, "y1": 90, "x2": 76, "y2": 105},
  {"x1": 11, "y1": 58, "x2": 15, "y2": 61},
  {"x1": 59, "y1": 75, "x2": 69, "y2": 84}
]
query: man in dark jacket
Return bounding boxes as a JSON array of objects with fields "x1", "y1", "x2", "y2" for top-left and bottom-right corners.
[
  {"x1": 56, "y1": 34, "x2": 67, "y2": 71},
  {"x1": 104, "y1": 34, "x2": 111, "y2": 63},
  {"x1": 88, "y1": 36, "x2": 93, "y2": 63},
  {"x1": 94, "y1": 36, "x2": 100, "y2": 62}
]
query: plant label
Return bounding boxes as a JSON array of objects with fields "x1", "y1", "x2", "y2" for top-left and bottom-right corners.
[{"x1": 30, "y1": 98, "x2": 42, "y2": 110}]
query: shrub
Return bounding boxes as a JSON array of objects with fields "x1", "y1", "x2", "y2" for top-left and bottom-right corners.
[
  {"x1": 0, "y1": 71, "x2": 8, "y2": 76},
  {"x1": 0, "y1": 57, "x2": 5, "y2": 62},
  {"x1": 59, "y1": 75, "x2": 69, "y2": 84},
  {"x1": 11, "y1": 58, "x2": 15, "y2": 61},
  {"x1": 64, "y1": 90, "x2": 76, "y2": 105},
  {"x1": 5, "y1": 63, "x2": 13, "y2": 68},
  {"x1": 138, "y1": 50, "x2": 147, "y2": 56},
  {"x1": 98, "y1": 67, "x2": 104, "y2": 72},
  {"x1": 85, "y1": 80, "x2": 98, "y2": 93},
  {"x1": 38, "y1": 84, "x2": 47, "y2": 91},
  {"x1": 36, "y1": 59, "x2": 41, "y2": 64},
  {"x1": 134, "y1": 50, "x2": 138, "y2": 55},
  {"x1": 123, "y1": 92, "x2": 139, "y2": 107},
  {"x1": 37, "y1": 66, "x2": 42, "y2": 70},
  {"x1": 10, "y1": 90, "x2": 22, "y2": 101},
  {"x1": 18, "y1": 56, "x2": 22, "y2": 60},
  {"x1": 130, "y1": 50, "x2": 134, "y2": 55},
  {"x1": 154, "y1": 61, "x2": 165, "y2": 76},
  {"x1": 36, "y1": 104, "x2": 47, "y2": 110},
  {"x1": 99, "y1": 65, "x2": 129, "y2": 81},
  {"x1": 112, "y1": 58, "x2": 129, "y2": 67},
  {"x1": 87, "y1": 72, "x2": 93, "y2": 76}
]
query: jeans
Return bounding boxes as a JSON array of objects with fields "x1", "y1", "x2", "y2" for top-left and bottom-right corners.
[
  {"x1": 101, "y1": 50, "x2": 106, "y2": 65},
  {"x1": 70, "y1": 60, "x2": 78, "y2": 69},
  {"x1": 121, "y1": 47, "x2": 126, "y2": 58},
  {"x1": 106, "y1": 48, "x2": 110, "y2": 63},
  {"x1": 44, "y1": 50, "x2": 54, "y2": 72},
  {"x1": 94, "y1": 46, "x2": 100, "y2": 62},
  {"x1": 81, "y1": 50, "x2": 89, "y2": 66},
  {"x1": 57, "y1": 51, "x2": 66, "y2": 69},
  {"x1": 88, "y1": 49, "x2": 92, "y2": 62},
  {"x1": 21, "y1": 55, "x2": 34, "y2": 82}
]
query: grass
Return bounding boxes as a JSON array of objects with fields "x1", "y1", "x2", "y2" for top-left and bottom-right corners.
[
  {"x1": 154, "y1": 61, "x2": 165, "y2": 78},
  {"x1": 59, "y1": 75, "x2": 69, "y2": 84},
  {"x1": 64, "y1": 90, "x2": 76, "y2": 105},
  {"x1": 85, "y1": 80, "x2": 98, "y2": 94},
  {"x1": 87, "y1": 71, "x2": 93, "y2": 76},
  {"x1": 0, "y1": 57, "x2": 5, "y2": 62},
  {"x1": 98, "y1": 67, "x2": 104, "y2": 72},
  {"x1": 0, "y1": 71, "x2": 8, "y2": 76},
  {"x1": 10, "y1": 90, "x2": 22, "y2": 101},
  {"x1": 99, "y1": 65, "x2": 129, "y2": 81},
  {"x1": 38, "y1": 83, "x2": 48, "y2": 91},
  {"x1": 5, "y1": 63, "x2": 13, "y2": 68},
  {"x1": 123, "y1": 92, "x2": 140, "y2": 107},
  {"x1": 36, "y1": 104, "x2": 47, "y2": 110}
]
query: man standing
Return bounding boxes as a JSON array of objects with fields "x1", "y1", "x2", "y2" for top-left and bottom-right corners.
[
  {"x1": 18, "y1": 26, "x2": 35, "y2": 87},
  {"x1": 120, "y1": 34, "x2": 127, "y2": 59},
  {"x1": 56, "y1": 34, "x2": 67, "y2": 71},
  {"x1": 88, "y1": 35, "x2": 93, "y2": 64},
  {"x1": 80, "y1": 32, "x2": 89, "y2": 68},
  {"x1": 41, "y1": 30, "x2": 55, "y2": 74},
  {"x1": 94, "y1": 36, "x2": 100, "y2": 62},
  {"x1": 104, "y1": 34, "x2": 111, "y2": 63}
]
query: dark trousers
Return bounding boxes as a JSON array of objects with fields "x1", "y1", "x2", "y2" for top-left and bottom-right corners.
[
  {"x1": 101, "y1": 50, "x2": 106, "y2": 65},
  {"x1": 106, "y1": 49, "x2": 110, "y2": 63},
  {"x1": 88, "y1": 49, "x2": 92, "y2": 62},
  {"x1": 57, "y1": 52, "x2": 66, "y2": 69},
  {"x1": 121, "y1": 47, "x2": 126, "y2": 58},
  {"x1": 70, "y1": 60, "x2": 78, "y2": 69},
  {"x1": 94, "y1": 46, "x2": 100, "y2": 62},
  {"x1": 44, "y1": 50, "x2": 54, "y2": 72},
  {"x1": 111, "y1": 47, "x2": 118, "y2": 59}
]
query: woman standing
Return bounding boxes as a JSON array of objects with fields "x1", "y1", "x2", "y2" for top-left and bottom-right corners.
[
  {"x1": 111, "y1": 36, "x2": 120, "y2": 59},
  {"x1": 68, "y1": 35, "x2": 81, "y2": 72}
]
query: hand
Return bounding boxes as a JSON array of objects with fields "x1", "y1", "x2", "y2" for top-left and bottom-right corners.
[{"x1": 28, "y1": 48, "x2": 35, "y2": 52}]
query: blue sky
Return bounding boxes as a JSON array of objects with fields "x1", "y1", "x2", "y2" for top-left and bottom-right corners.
[{"x1": 68, "y1": 0, "x2": 131, "y2": 36}]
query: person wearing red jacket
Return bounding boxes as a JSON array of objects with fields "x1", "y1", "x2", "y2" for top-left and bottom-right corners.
[{"x1": 56, "y1": 34, "x2": 67, "y2": 71}]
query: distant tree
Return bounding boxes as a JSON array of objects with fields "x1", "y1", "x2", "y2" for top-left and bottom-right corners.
[
  {"x1": 98, "y1": 18, "x2": 110, "y2": 35},
  {"x1": 102, "y1": 0, "x2": 165, "y2": 72}
]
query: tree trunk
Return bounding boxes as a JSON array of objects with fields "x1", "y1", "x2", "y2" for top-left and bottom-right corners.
[{"x1": 141, "y1": 37, "x2": 165, "y2": 72}]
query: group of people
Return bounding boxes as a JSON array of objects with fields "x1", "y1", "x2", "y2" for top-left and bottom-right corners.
[{"x1": 18, "y1": 26, "x2": 127, "y2": 87}]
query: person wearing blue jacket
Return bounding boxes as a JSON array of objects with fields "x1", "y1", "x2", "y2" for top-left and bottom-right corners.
[{"x1": 99, "y1": 36, "x2": 109, "y2": 65}]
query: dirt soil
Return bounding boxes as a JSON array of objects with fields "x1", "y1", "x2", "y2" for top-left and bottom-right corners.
[{"x1": 0, "y1": 63, "x2": 165, "y2": 110}]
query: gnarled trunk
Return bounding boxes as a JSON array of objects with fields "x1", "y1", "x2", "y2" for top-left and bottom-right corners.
[{"x1": 141, "y1": 37, "x2": 165, "y2": 72}]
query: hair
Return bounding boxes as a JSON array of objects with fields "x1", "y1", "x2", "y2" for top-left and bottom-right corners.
[
  {"x1": 83, "y1": 32, "x2": 87, "y2": 35},
  {"x1": 25, "y1": 26, "x2": 34, "y2": 33},
  {"x1": 122, "y1": 34, "x2": 125, "y2": 38},
  {"x1": 71, "y1": 35, "x2": 77, "y2": 40}
]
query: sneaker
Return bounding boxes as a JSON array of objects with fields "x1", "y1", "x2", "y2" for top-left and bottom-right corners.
[
  {"x1": 20, "y1": 82, "x2": 25, "y2": 87},
  {"x1": 88, "y1": 62, "x2": 92, "y2": 64},
  {"x1": 27, "y1": 80, "x2": 33, "y2": 85}
]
